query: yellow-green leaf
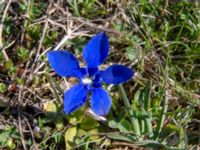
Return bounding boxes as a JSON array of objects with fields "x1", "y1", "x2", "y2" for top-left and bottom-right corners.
[
  {"x1": 88, "y1": 129, "x2": 99, "y2": 141},
  {"x1": 43, "y1": 101, "x2": 59, "y2": 118},
  {"x1": 65, "y1": 127, "x2": 77, "y2": 149},
  {"x1": 79, "y1": 117, "x2": 99, "y2": 130},
  {"x1": 55, "y1": 116, "x2": 64, "y2": 130}
]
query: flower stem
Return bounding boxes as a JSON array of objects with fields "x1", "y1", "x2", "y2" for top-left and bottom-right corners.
[
  {"x1": 45, "y1": 73, "x2": 63, "y2": 104},
  {"x1": 118, "y1": 84, "x2": 141, "y2": 137}
]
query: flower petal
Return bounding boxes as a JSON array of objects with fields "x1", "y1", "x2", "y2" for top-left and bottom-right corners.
[
  {"x1": 47, "y1": 50, "x2": 83, "y2": 78},
  {"x1": 64, "y1": 84, "x2": 88, "y2": 114},
  {"x1": 91, "y1": 88, "x2": 111, "y2": 116},
  {"x1": 83, "y1": 32, "x2": 109, "y2": 69},
  {"x1": 92, "y1": 71, "x2": 102, "y2": 88},
  {"x1": 80, "y1": 67, "x2": 87, "y2": 76},
  {"x1": 87, "y1": 67, "x2": 99, "y2": 76},
  {"x1": 101, "y1": 65, "x2": 134, "y2": 84}
]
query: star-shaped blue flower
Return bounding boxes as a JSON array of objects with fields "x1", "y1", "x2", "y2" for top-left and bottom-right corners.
[{"x1": 47, "y1": 32, "x2": 134, "y2": 116}]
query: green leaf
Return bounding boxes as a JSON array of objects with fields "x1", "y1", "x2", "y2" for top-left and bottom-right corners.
[
  {"x1": 27, "y1": 25, "x2": 41, "y2": 41},
  {"x1": 108, "y1": 119, "x2": 132, "y2": 133},
  {"x1": 126, "y1": 47, "x2": 138, "y2": 61},
  {"x1": 77, "y1": 129, "x2": 86, "y2": 137},
  {"x1": 133, "y1": 88, "x2": 143, "y2": 109},
  {"x1": 68, "y1": 108, "x2": 85, "y2": 125},
  {"x1": 178, "y1": 127, "x2": 186, "y2": 149},
  {"x1": 0, "y1": 127, "x2": 19, "y2": 146},
  {"x1": 43, "y1": 101, "x2": 59, "y2": 118},
  {"x1": 107, "y1": 133, "x2": 136, "y2": 142},
  {"x1": 108, "y1": 119, "x2": 119, "y2": 129},
  {"x1": 17, "y1": 47, "x2": 30, "y2": 62},
  {"x1": 120, "y1": 120, "x2": 132, "y2": 132},
  {"x1": 6, "y1": 138, "x2": 16, "y2": 150},
  {"x1": 87, "y1": 129, "x2": 100, "y2": 141},
  {"x1": 55, "y1": 116, "x2": 64, "y2": 130},
  {"x1": 79, "y1": 117, "x2": 99, "y2": 130},
  {"x1": 143, "y1": 81, "x2": 151, "y2": 112},
  {"x1": 64, "y1": 127, "x2": 77, "y2": 149},
  {"x1": 0, "y1": 83, "x2": 6, "y2": 93},
  {"x1": 5, "y1": 60, "x2": 14, "y2": 71},
  {"x1": 166, "y1": 124, "x2": 180, "y2": 132}
]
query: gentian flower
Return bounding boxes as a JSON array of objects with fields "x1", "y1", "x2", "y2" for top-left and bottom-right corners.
[{"x1": 47, "y1": 32, "x2": 134, "y2": 116}]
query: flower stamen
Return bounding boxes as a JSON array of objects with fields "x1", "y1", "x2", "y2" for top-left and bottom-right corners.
[{"x1": 82, "y1": 77, "x2": 93, "y2": 85}]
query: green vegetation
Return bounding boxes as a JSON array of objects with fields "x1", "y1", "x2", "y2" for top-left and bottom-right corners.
[{"x1": 0, "y1": 0, "x2": 200, "y2": 149}]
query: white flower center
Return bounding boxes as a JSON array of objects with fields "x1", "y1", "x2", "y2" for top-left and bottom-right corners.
[{"x1": 82, "y1": 77, "x2": 93, "y2": 85}]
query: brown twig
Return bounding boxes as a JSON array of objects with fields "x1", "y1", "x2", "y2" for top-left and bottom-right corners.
[
  {"x1": 0, "y1": 0, "x2": 11, "y2": 61},
  {"x1": 22, "y1": 115, "x2": 36, "y2": 145},
  {"x1": 18, "y1": 86, "x2": 28, "y2": 150},
  {"x1": 20, "y1": 0, "x2": 31, "y2": 43}
]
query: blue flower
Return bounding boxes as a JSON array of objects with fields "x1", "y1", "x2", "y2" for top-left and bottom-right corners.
[{"x1": 47, "y1": 32, "x2": 134, "y2": 116}]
